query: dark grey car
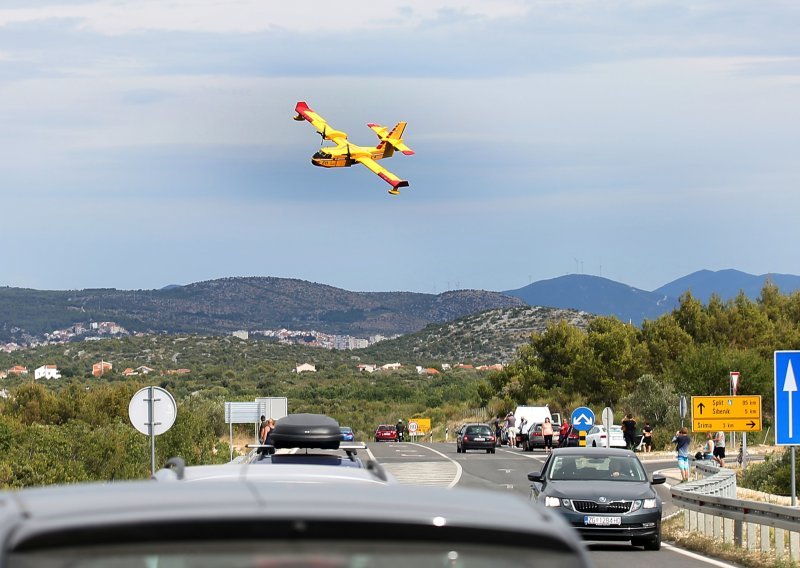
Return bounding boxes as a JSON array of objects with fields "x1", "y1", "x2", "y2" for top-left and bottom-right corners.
[
  {"x1": 457, "y1": 422, "x2": 497, "y2": 453},
  {"x1": 528, "y1": 447, "x2": 665, "y2": 550}
]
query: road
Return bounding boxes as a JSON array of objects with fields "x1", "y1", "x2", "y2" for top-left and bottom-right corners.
[{"x1": 366, "y1": 441, "x2": 737, "y2": 568}]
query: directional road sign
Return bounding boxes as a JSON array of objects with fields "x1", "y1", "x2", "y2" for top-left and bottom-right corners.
[
  {"x1": 775, "y1": 351, "x2": 800, "y2": 445},
  {"x1": 691, "y1": 395, "x2": 761, "y2": 432},
  {"x1": 571, "y1": 407, "x2": 595, "y2": 431}
]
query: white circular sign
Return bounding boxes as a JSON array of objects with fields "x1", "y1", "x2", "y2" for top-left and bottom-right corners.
[
  {"x1": 128, "y1": 386, "x2": 177, "y2": 436},
  {"x1": 408, "y1": 421, "x2": 419, "y2": 433},
  {"x1": 602, "y1": 407, "x2": 614, "y2": 427}
]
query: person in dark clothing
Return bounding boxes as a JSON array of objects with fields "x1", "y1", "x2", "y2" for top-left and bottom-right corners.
[
  {"x1": 396, "y1": 420, "x2": 405, "y2": 442},
  {"x1": 621, "y1": 414, "x2": 637, "y2": 450},
  {"x1": 641, "y1": 421, "x2": 653, "y2": 453}
]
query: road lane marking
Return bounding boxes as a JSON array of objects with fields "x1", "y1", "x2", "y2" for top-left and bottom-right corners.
[
  {"x1": 383, "y1": 462, "x2": 460, "y2": 487},
  {"x1": 408, "y1": 442, "x2": 462, "y2": 488},
  {"x1": 663, "y1": 543, "x2": 740, "y2": 567}
]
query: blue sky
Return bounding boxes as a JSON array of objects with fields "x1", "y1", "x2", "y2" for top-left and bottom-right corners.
[{"x1": 2, "y1": 1, "x2": 799, "y2": 294}]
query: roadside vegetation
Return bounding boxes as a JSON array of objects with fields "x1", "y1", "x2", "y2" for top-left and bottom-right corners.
[
  {"x1": 663, "y1": 515, "x2": 796, "y2": 568},
  {"x1": 0, "y1": 282, "x2": 799, "y2": 488}
]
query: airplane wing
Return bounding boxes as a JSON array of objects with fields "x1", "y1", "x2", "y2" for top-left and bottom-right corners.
[
  {"x1": 355, "y1": 155, "x2": 409, "y2": 195},
  {"x1": 294, "y1": 101, "x2": 348, "y2": 144}
]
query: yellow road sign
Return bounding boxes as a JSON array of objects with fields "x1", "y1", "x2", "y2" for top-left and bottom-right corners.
[
  {"x1": 691, "y1": 395, "x2": 762, "y2": 432},
  {"x1": 408, "y1": 418, "x2": 431, "y2": 434}
]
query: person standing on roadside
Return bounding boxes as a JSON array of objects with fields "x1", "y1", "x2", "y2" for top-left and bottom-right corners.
[
  {"x1": 559, "y1": 420, "x2": 572, "y2": 447},
  {"x1": 641, "y1": 421, "x2": 653, "y2": 453},
  {"x1": 622, "y1": 413, "x2": 637, "y2": 450},
  {"x1": 672, "y1": 427, "x2": 691, "y2": 482},
  {"x1": 505, "y1": 412, "x2": 517, "y2": 447},
  {"x1": 258, "y1": 415, "x2": 268, "y2": 444},
  {"x1": 713, "y1": 430, "x2": 726, "y2": 467},
  {"x1": 542, "y1": 417, "x2": 554, "y2": 453}
]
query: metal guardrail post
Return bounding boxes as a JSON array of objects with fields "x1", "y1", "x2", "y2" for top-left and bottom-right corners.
[{"x1": 734, "y1": 519, "x2": 742, "y2": 547}]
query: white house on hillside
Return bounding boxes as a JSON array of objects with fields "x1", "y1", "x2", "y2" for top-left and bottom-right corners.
[
  {"x1": 293, "y1": 363, "x2": 317, "y2": 374},
  {"x1": 34, "y1": 365, "x2": 61, "y2": 380}
]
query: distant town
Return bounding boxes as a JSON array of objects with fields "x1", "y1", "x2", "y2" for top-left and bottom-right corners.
[{"x1": 0, "y1": 320, "x2": 397, "y2": 354}]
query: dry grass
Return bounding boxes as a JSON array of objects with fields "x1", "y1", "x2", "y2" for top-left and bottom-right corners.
[{"x1": 663, "y1": 516, "x2": 798, "y2": 567}]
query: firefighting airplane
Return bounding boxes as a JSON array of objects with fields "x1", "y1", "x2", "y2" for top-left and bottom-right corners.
[{"x1": 293, "y1": 101, "x2": 413, "y2": 195}]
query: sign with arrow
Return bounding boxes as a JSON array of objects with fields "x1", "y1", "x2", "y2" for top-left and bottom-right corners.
[
  {"x1": 571, "y1": 406, "x2": 595, "y2": 431},
  {"x1": 691, "y1": 395, "x2": 761, "y2": 432},
  {"x1": 775, "y1": 351, "x2": 800, "y2": 445}
]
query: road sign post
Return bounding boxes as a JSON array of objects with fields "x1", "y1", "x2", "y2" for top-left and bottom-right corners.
[
  {"x1": 776, "y1": 351, "x2": 800, "y2": 444},
  {"x1": 601, "y1": 407, "x2": 614, "y2": 449},
  {"x1": 730, "y1": 371, "x2": 740, "y2": 396},
  {"x1": 691, "y1": 395, "x2": 761, "y2": 432},
  {"x1": 775, "y1": 351, "x2": 800, "y2": 506},
  {"x1": 679, "y1": 395, "x2": 687, "y2": 428},
  {"x1": 129, "y1": 386, "x2": 177, "y2": 475}
]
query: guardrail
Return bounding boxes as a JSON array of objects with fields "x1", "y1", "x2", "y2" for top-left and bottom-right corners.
[{"x1": 671, "y1": 460, "x2": 800, "y2": 561}]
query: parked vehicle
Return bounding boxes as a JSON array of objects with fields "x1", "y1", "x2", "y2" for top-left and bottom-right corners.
[
  {"x1": 456, "y1": 423, "x2": 496, "y2": 453},
  {"x1": 374, "y1": 424, "x2": 399, "y2": 442},
  {"x1": 524, "y1": 422, "x2": 561, "y2": 451},
  {"x1": 513, "y1": 406, "x2": 561, "y2": 449},
  {"x1": 528, "y1": 447, "x2": 665, "y2": 550},
  {"x1": 586, "y1": 424, "x2": 626, "y2": 448}
]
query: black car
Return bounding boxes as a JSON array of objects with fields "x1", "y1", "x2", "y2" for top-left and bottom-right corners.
[
  {"x1": 528, "y1": 447, "x2": 665, "y2": 550},
  {"x1": 456, "y1": 422, "x2": 497, "y2": 453}
]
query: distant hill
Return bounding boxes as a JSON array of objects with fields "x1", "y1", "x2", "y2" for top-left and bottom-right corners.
[
  {"x1": 362, "y1": 305, "x2": 593, "y2": 365},
  {"x1": 654, "y1": 269, "x2": 800, "y2": 303},
  {"x1": 503, "y1": 275, "x2": 678, "y2": 325},
  {"x1": 0, "y1": 277, "x2": 525, "y2": 343}
]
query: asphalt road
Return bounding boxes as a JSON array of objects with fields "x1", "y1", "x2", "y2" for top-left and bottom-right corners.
[{"x1": 366, "y1": 441, "x2": 739, "y2": 568}]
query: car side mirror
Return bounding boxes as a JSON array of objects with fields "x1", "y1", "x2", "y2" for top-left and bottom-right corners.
[
  {"x1": 527, "y1": 471, "x2": 543, "y2": 482},
  {"x1": 651, "y1": 473, "x2": 666, "y2": 485}
]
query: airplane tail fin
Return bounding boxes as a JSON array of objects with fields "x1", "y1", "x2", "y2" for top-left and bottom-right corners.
[{"x1": 369, "y1": 122, "x2": 414, "y2": 158}]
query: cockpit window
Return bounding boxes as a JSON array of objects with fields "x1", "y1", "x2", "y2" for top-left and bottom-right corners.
[{"x1": 313, "y1": 150, "x2": 332, "y2": 159}]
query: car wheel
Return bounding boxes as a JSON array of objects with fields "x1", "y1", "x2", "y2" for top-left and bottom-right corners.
[
  {"x1": 643, "y1": 534, "x2": 661, "y2": 551},
  {"x1": 456, "y1": 445, "x2": 461, "y2": 453},
  {"x1": 486, "y1": 449, "x2": 491, "y2": 454},
  {"x1": 490, "y1": 448, "x2": 496, "y2": 454}
]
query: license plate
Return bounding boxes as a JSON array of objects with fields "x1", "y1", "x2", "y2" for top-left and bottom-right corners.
[
  {"x1": 584, "y1": 516, "x2": 621, "y2": 526},
  {"x1": 474, "y1": 437, "x2": 485, "y2": 441}
]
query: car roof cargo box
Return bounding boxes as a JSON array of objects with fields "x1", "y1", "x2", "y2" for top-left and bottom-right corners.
[{"x1": 270, "y1": 413, "x2": 343, "y2": 449}]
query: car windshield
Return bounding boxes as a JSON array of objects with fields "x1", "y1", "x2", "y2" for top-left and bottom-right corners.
[{"x1": 548, "y1": 456, "x2": 646, "y2": 482}]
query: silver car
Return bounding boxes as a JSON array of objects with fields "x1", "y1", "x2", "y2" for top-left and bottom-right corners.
[{"x1": 0, "y1": 480, "x2": 592, "y2": 568}]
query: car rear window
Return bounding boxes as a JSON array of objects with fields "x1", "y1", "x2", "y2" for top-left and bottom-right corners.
[{"x1": 466, "y1": 426, "x2": 492, "y2": 436}]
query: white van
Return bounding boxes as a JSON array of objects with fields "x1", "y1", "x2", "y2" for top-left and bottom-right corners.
[{"x1": 513, "y1": 406, "x2": 561, "y2": 450}]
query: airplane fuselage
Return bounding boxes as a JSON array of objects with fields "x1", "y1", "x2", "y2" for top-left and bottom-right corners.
[{"x1": 311, "y1": 144, "x2": 386, "y2": 168}]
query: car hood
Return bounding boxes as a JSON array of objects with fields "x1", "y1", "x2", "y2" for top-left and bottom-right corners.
[{"x1": 544, "y1": 480, "x2": 656, "y2": 501}]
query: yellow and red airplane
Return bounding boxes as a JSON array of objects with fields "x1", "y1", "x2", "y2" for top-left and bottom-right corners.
[{"x1": 293, "y1": 101, "x2": 414, "y2": 195}]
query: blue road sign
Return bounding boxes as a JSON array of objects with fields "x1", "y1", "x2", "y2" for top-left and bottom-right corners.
[
  {"x1": 775, "y1": 351, "x2": 800, "y2": 445},
  {"x1": 571, "y1": 406, "x2": 595, "y2": 431}
]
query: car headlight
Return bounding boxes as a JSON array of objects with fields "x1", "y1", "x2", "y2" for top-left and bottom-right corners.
[
  {"x1": 544, "y1": 496, "x2": 561, "y2": 508},
  {"x1": 631, "y1": 499, "x2": 643, "y2": 512},
  {"x1": 643, "y1": 498, "x2": 658, "y2": 509}
]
